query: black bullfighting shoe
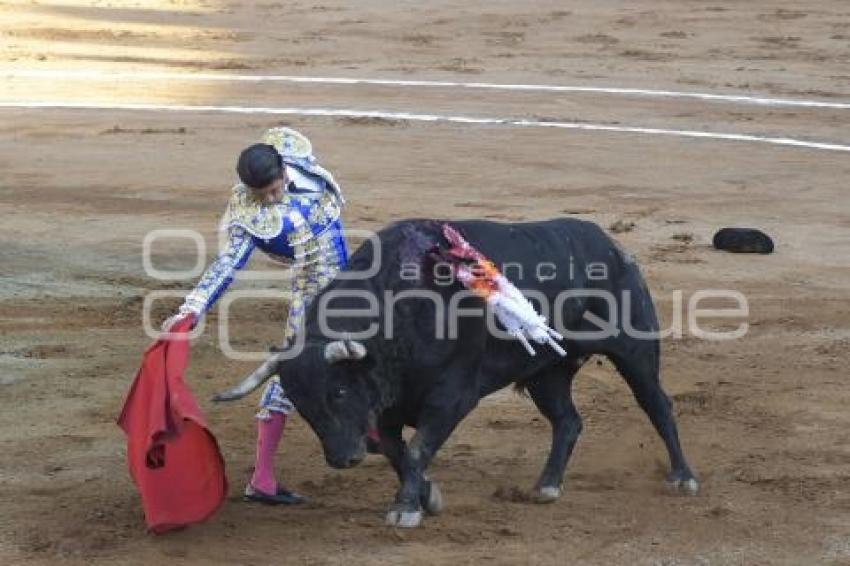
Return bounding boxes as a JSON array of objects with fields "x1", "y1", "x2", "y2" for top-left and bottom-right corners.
[{"x1": 243, "y1": 484, "x2": 308, "y2": 505}]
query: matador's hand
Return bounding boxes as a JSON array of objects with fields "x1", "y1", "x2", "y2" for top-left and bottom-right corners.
[{"x1": 161, "y1": 311, "x2": 197, "y2": 333}]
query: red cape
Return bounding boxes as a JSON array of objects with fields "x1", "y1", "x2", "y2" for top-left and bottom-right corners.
[{"x1": 117, "y1": 317, "x2": 227, "y2": 533}]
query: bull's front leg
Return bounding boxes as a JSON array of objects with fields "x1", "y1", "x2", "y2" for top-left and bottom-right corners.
[
  {"x1": 385, "y1": 395, "x2": 477, "y2": 528},
  {"x1": 379, "y1": 422, "x2": 444, "y2": 524}
]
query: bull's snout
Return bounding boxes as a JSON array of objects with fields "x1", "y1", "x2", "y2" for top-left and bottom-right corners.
[
  {"x1": 325, "y1": 437, "x2": 367, "y2": 469},
  {"x1": 327, "y1": 452, "x2": 365, "y2": 469}
]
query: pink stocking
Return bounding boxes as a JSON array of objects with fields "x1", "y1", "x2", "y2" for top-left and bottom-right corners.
[{"x1": 250, "y1": 412, "x2": 286, "y2": 495}]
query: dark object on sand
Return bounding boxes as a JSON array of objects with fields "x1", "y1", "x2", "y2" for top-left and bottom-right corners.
[{"x1": 712, "y1": 228, "x2": 774, "y2": 254}]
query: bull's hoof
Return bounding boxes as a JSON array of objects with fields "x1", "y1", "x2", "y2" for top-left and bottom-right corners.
[
  {"x1": 386, "y1": 505, "x2": 423, "y2": 528},
  {"x1": 533, "y1": 485, "x2": 562, "y2": 503},
  {"x1": 420, "y1": 480, "x2": 444, "y2": 515},
  {"x1": 666, "y1": 476, "x2": 700, "y2": 495}
]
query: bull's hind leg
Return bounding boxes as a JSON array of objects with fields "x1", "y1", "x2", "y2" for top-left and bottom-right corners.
[
  {"x1": 610, "y1": 342, "x2": 699, "y2": 494},
  {"x1": 526, "y1": 358, "x2": 585, "y2": 502}
]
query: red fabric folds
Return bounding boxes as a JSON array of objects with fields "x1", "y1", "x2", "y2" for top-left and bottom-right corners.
[{"x1": 117, "y1": 317, "x2": 227, "y2": 533}]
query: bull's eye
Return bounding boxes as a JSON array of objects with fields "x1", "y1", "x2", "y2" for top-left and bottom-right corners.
[{"x1": 332, "y1": 386, "x2": 347, "y2": 400}]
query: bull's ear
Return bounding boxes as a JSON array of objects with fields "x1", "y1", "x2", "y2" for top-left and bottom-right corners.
[{"x1": 324, "y1": 339, "x2": 368, "y2": 364}]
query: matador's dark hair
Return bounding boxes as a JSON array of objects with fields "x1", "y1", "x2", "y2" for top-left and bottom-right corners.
[{"x1": 236, "y1": 143, "x2": 284, "y2": 189}]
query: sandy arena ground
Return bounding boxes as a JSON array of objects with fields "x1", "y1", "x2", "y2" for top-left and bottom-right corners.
[{"x1": 1, "y1": 1, "x2": 849, "y2": 564}]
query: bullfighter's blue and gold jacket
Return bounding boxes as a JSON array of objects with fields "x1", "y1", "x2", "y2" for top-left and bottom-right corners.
[{"x1": 179, "y1": 128, "x2": 349, "y2": 319}]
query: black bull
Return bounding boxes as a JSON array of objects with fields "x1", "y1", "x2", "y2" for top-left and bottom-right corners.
[{"x1": 271, "y1": 218, "x2": 698, "y2": 527}]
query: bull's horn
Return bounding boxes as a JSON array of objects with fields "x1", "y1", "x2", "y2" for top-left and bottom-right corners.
[
  {"x1": 324, "y1": 339, "x2": 367, "y2": 364},
  {"x1": 211, "y1": 353, "x2": 281, "y2": 402}
]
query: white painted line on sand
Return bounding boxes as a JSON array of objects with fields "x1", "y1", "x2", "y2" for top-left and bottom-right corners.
[
  {"x1": 1, "y1": 100, "x2": 848, "y2": 153},
  {"x1": 4, "y1": 69, "x2": 849, "y2": 110}
]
